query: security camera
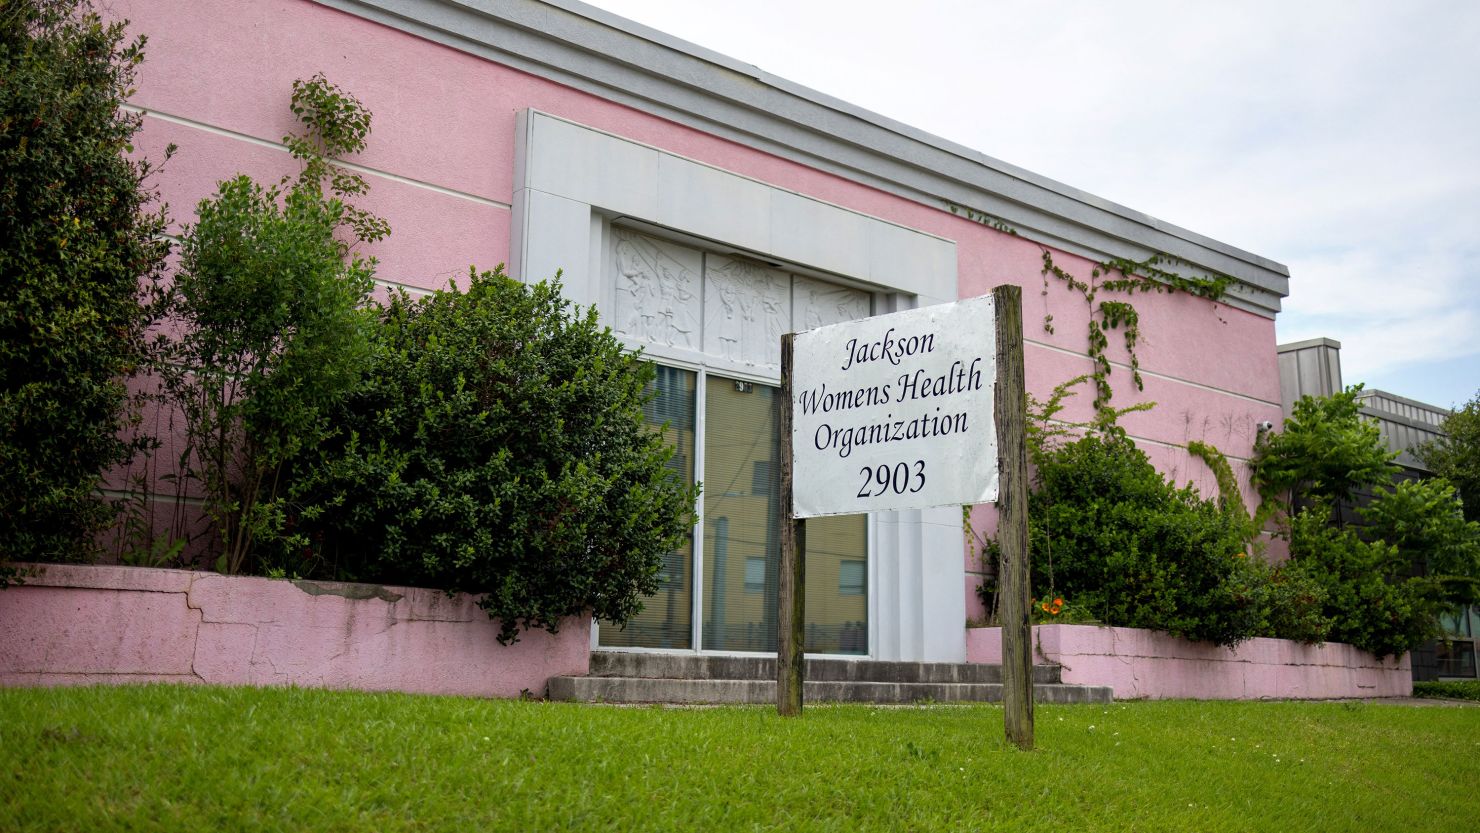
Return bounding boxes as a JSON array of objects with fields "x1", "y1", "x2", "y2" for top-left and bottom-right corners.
[{"x1": 1256, "y1": 420, "x2": 1274, "y2": 433}]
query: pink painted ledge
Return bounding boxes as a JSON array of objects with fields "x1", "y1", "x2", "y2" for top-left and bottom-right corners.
[
  {"x1": 967, "y1": 624, "x2": 1412, "y2": 700},
  {"x1": 0, "y1": 563, "x2": 590, "y2": 698}
]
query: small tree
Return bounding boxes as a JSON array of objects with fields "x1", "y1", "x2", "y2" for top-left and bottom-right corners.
[
  {"x1": 151, "y1": 75, "x2": 381, "y2": 573},
  {"x1": 0, "y1": 0, "x2": 169, "y2": 580},
  {"x1": 1418, "y1": 390, "x2": 1480, "y2": 523},
  {"x1": 280, "y1": 269, "x2": 699, "y2": 643},
  {"x1": 1251, "y1": 385, "x2": 1395, "y2": 523}
]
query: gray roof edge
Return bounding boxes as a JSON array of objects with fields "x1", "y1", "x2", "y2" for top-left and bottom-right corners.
[
  {"x1": 314, "y1": 0, "x2": 1291, "y2": 311},
  {"x1": 1276, "y1": 337, "x2": 1343, "y2": 353},
  {"x1": 1358, "y1": 389, "x2": 1455, "y2": 418}
]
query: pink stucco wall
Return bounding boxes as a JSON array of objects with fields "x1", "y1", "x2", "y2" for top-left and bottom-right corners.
[
  {"x1": 0, "y1": 564, "x2": 590, "y2": 697},
  {"x1": 967, "y1": 625, "x2": 1411, "y2": 700},
  {"x1": 111, "y1": 0, "x2": 1286, "y2": 625}
]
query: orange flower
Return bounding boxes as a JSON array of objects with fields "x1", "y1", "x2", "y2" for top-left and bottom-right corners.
[
  {"x1": 1053, "y1": 597, "x2": 1064, "y2": 607},
  {"x1": 1040, "y1": 601, "x2": 1051, "y2": 613}
]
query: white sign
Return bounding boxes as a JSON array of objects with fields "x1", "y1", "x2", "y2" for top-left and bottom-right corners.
[{"x1": 791, "y1": 295, "x2": 997, "y2": 518}]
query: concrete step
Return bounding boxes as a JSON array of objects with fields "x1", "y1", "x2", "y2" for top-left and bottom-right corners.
[
  {"x1": 548, "y1": 675, "x2": 1113, "y2": 705},
  {"x1": 587, "y1": 651, "x2": 1062, "y2": 685}
]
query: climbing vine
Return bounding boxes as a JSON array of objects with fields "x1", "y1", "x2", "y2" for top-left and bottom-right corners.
[{"x1": 947, "y1": 203, "x2": 1232, "y2": 412}]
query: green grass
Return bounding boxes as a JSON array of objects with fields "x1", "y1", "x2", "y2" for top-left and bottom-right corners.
[
  {"x1": 1413, "y1": 679, "x2": 1480, "y2": 701},
  {"x1": 2, "y1": 686, "x2": 1477, "y2": 832}
]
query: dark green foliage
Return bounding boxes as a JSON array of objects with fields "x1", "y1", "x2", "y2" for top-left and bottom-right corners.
[
  {"x1": 1029, "y1": 434, "x2": 1262, "y2": 647},
  {"x1": 1418, "y1": 390, "x2": 1480, "y2": 523},
  {"x1": 1360, "y1": 478, "x2": 1480, "y2": 608},
  {"x1": 147, "y1": 73, "x2": 382, "y2": 573},
  {"x1": 1255, "y1": 559, "x2": 1332, "y2": 646},
  {"x1": 1251, "y1": 386, "x2": 1395, "y2": 517},
  {"x1": 282, "y1": 73, "x2": 388, "y2": 245},
  {"x1": 280, "y1": 268, "x2": 698, "y2": 643},
  {"x1": 152, "y1": 177, "x2": 376, "y2": 572},
  {"x1": 1253, "y1": 390, "x2": 1480, "y2": 659},
  {"x1": 1283, "y1": 508, "x2": 1442, "y2": 659},
  {"x1": 1412, "y1": 680, "x2": 1480, "y2": 701},
  {"x1": 0, "y1": 0, "x2": 169, "y2": 577}
]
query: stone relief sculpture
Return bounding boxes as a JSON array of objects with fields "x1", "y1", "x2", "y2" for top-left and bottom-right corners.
[
  {"x1": 794, "y1": 275, "x2": 870, "y2": 331},
  {"x1": 704, "y1": 255, "x2": 790, "y2": 368},
  {"x1": 612, "y1": 231, "x2": 865, "y2": 371},
  {"x1": 612, "y1": 228, "x2": 700, "y2": 350}
]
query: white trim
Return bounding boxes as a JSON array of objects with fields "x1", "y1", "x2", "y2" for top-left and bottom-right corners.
[
  {"x1": 512, "y1": 110, "x2": 956, "y2": 308},
  {"x1": 690, "y1": 368, "x2": 708, "y2": 654}
]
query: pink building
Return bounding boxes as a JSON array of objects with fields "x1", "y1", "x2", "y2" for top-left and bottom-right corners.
[{"x1": 114, "y1": 0, "x2": 1288, "y2": 666}]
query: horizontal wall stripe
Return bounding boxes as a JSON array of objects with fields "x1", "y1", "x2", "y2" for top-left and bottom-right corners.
[
  {"x1": 1025, "y1": 338, "x2": 1281, "y2": 410},
  {"x1": 127, "y1": 105, "x2": 512, "y2": 211}
]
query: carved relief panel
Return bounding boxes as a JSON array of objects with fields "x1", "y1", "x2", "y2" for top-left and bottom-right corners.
[
  {"x1": 793, "y1": 275, "x2": 870, "y2": 331},
  {"x1": 703, "y1": 254, "x2": 791, "y2": 369},
  {"x1": 611, "y1": 227, "x2": 873, "y2": 372},
  {"x1": 611, "y1": 227, "x2": 703, "y2": 351}
]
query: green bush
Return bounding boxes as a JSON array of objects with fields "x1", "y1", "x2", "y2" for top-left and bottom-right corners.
[
  {"x1": 1273, "y1": 480, "x2": 1480, "y2": 660},
  {"x1": 1412, "y1": 680, "x2": 1480, "y2": 701},
  {"x1": 0, "y1": 0, "x2": 169, "y2": 579},
  {"x1": 1418, "y1": 389, "x2": 1480, "y2": 523},
  {"x1": 1251, "y1": 385, "x2": 1394, "y2": 518},
  {"x1": 1028, "y1": 434, "x2": 1262, "y2": 647},
  {"x1": 1256, "y1": 560, "x2": 1331, "y2": 645},
  {"x1": 146, "y1": 74, "x2": 382, "y2": 574},
  {"x1": 1253, "y1": 390, "x2": 1480, "y2": 659},
  {"x1": 1284, "y1": 508, "x2": 1441, "y2": 659},
  {"x1": 279, "y1": 268, "x2": 698, "y2": 643},
  {"x1": 1360, "y1": 478, "x2": 1480, "y2": 608},
  {"x1": 152, "y1": 178, "x2": 376, "y2": 573}
]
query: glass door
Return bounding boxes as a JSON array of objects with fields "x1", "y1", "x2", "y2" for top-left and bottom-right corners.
[
  {"x1": 599, "y1": 366, "x2": 868, "y2": 655},
  {"x1": 699, "y1": 374, "x2": 868, "y2": 654}
]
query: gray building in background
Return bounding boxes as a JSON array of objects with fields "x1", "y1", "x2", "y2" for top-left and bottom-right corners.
[{"x1": 1276, "y1": 339, "x2": 1475, "y2": 681}]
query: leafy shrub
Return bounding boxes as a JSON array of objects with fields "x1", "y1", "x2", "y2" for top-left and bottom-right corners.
[
  {"x1": 1360, "y1": 478, "x2": 1480, "y2": 608},
  {"x1": 1253, "y1": 390, "x2": 1480, "y2": 659},
  {"x1": 1284, "y1": 508, "x2": 1442, "y2": 659},
  {"x1": 1256, "y1": 560, "x2": 1331, "y2": 645},
  {"x1": 1412, "y1": 680, "x2": 1480, "y2": 701},
  {"x1": 1418, "y1": 389, "x2": 1480, "y2": 523},
  {"x1": 147, "y1": 74, "x2": 382, "y2": 573},
  {"x1": 1251, "y1": 385, "x2": 1395, "y2": 518},
  {"x1": 152, "y1": 178, "x2": 376, "y2": 572},
  {"x1": 0, "y1": 0, "x2": 169, "y2": 579},
  {"x1": 1028, "y1": 434, "x2": 1261, "y2": 647},
  {"x1": 279, "y1": 269, "x2": 698, "y2": 643}
]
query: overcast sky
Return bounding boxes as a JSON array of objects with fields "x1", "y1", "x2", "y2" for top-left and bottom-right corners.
[{"x1": 583, "y1": 0, "x2": 1480, "y2": 409}]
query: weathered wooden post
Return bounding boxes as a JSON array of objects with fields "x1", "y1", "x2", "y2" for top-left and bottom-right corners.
[
  {"x1": 777, "y1": 332, "x2": 806, "y2": 716},
  {"x1": 993, "y1": 283, "x2": 1033, "y2": 750}
]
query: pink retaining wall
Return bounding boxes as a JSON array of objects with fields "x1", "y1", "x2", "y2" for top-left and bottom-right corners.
[
  {"x1": 0, "y1": 564, "x2": 590, "y2": 698},
  {"x1": 967, "y1": 624, "x2": 1411, "y2": 700}
]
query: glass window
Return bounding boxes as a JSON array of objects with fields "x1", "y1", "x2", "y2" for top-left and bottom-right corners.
[
  {"x1": 700, "y1": 374, "x2": 868, "y2": 655},
  {"x1": 597, "y1": 367, "x2": 696, "y2": 649},
  {"x1": 744, "y1": 558, "x2": 766, "y2": 593},
  {"x1": 1435, "y1": 640, "x2": 1477, "y2": 678}
]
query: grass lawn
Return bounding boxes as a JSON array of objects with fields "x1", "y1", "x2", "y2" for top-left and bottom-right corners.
[{"x1": 2, "y1": 685, "x2": 1476, "y2": 832}]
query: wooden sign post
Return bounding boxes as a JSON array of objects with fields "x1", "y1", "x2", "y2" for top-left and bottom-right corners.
[
  {"x1": 993, "y1": 283, "x2": 1033, "y2": 751},
  {"x1": 777, "y1": 333, "x2": 806, "y2": 717}
]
